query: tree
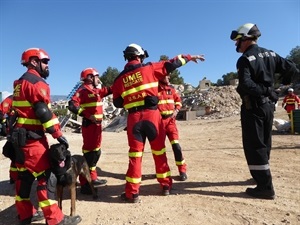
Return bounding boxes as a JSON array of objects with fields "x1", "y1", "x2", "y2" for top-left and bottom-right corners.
[
  {"x1": 159, "y1": 55, "x2": 184, "y2": 84},
  {"x1": 221, "y1": 72, "x2": 238, "y2": 85},
  {"x1": 216, "y1": 79, "x2": 223, "y2": 86},
  {"x1": 100, "y1": 67, "x2": 120, "y2": 86},
  {"x1": 287, "y1": 45, "x2": 300, "y2": 67}
]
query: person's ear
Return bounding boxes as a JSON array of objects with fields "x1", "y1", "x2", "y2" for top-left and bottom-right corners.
[{"x1": 30, "y1": 58, "x2": 38, "y2": 66}]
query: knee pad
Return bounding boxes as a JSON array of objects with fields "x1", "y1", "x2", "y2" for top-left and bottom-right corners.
[
  {"x1": 44, "y1": 170, "x2": 57, "y2": 200},
  {"x1": 19, "y1": 171, "x2": 35, "y2": 198},
  {"x1": 84, "y1": 150, "x2": 101, "y2": 167},
  {"x1": 172, "y1": 143, "x2": 183, "y2": 161}
]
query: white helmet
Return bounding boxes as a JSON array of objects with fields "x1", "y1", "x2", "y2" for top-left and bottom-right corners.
[
  {"x1": 288, "y1": 88, "x2": 294, "y2": 92},
  {"x1": 123, "y1": 43, "x2": 149, "y2": 61},
  {"x1": 230, "y1": 23, "x2": 261, "y2": 41}
]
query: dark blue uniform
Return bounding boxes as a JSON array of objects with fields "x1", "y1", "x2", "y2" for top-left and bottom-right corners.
[{"x1": 236, "y1": 44, "x2": 298, "y2": 194}]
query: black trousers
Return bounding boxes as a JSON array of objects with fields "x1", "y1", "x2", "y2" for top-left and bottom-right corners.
[{"x1": 240, "y1": 102, "x2": 275, "y2": 190}]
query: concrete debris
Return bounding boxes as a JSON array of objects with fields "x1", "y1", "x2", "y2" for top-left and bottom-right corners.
[
  {"x1": 180, "y1": 85, "x2": 242, "y2": 120},
  {"x1": 61, "y1": 85, "x2": 244, "y2": 132}
]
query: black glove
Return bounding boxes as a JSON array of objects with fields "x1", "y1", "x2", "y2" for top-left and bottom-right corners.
[
  {"x1": 267, "y1": 87, "x2": 279, "y2": 103},
  {"x1": 57, "y1": 136, "x2": 69, "y2": 149}
]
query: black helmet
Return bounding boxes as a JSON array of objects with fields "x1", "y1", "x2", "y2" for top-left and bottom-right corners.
[
  {"x1": 230, "y1": 23, "x2": 261, "y2": 41},
  {"x1": 123, "y1": 43, "x2": 149, "y2": 61}
]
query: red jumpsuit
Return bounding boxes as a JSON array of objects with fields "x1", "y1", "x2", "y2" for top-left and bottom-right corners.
[
  {"x1": 282, "y1": 93, "x2": 300, "y2": 118},
  {"x1": 12, "y1": 69, "x2": 64, "y2": 225},
  {"x1": 0, "y1": 95, "x2": 18, "y2": 182},
  {"x1": 69, "y1": 84, "x2": 112, "y2": 185},
  {"x1": 113, "y1": 54, "x2": 194, "y2": 200},
  {"x1": 158, "y1": 84, "x2": 187, "y2": 174}
]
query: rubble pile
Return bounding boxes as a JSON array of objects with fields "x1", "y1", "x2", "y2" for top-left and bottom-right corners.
[
  {"x1": 180, "y1": 85, "x2": 242, "y2": 119},
  {"x1": 61, "y1": 85, "x2": 243, "y2": 132}
]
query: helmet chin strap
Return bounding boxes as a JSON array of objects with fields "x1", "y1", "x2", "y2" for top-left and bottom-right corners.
[{"x1": 236, "y1": 39, "x2": 242, "y2": 52}]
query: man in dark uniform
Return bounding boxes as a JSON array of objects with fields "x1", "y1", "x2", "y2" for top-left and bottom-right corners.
[{"x1": 230, "y1": 23, "x2": 299, "y2": 199}]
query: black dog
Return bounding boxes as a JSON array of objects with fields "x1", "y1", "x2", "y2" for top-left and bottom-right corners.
[{"x1": 49, "y1": 143, "x2": 98, "y2": 216}]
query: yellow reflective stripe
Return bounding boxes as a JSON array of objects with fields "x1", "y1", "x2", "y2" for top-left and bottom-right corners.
[
  {"x1": 82, "y1": 148, "x2": 101, "y2": 154},
  {"x1": 17, "y1": 167, "x2": 27, "y2": 172},
  {"x1": 81, "y1": 102, "x2": 103, "y2": 107},
  {"x1": 94, "y1": 114, "x2": 103, "y2": 119},
  {"x1": 156, "y1": 171, "x2": 171, "y2": 178},
  {"x1": 42, "y1": 118, "x2": 59, "y2": 129},
  {"x1": 160, "y1": 110, "x2": 173, "y2": 115},
  {"x1": 10, "y1": 167, "x2": 18, "y2": 172},
  {"x1": 158, "y1": 99, "x2": 174, "y2": 105},
  {"x1": 178, "y1": 54, "x2": 187, "y2": 65},
  {"x1": 170, "y1": 140, "x2": 179, "y2": 145},
  {"x1": 152, "y1": 148, "x2": 166, "y2": 156},
  {"x1": 78, "y1": 108, "x2": 84, "y2": 115},
  {"x1": 12, "y1": 100, "x2": 32, "y2": 107},
  {"x1": 124, "y1": 100, "x2": 145, "y2": 109},
  {"x1": 126, "y1": 176, "x2": 141, "y2": 184},
  {"x1": 90, "y1": 166, "x2": 96, "y2": 171},
  {"x1": 175, "y1": 102, "x2": 182, "y2": 106},
  {"x1": 175, "y1": 159, "x2": 185, "y2": 166},
  {"x1": 32, "y1": 171, "x2": 45, "y2": 178},
  {"x1": 17, "y1": 118, "x2": 41, "y2": 125},
  {"x1": 39, "y1": 199, "x2": 57, "y2": 208},
  {"x1": 121, "y1": 82, "x2": 158, "y2": 98},
  {"x1": 16, "y1": 195, "x2": 30, "y2": 202},
  {"x1": 128, "y1": 152, "x2": 143, "y2": 157}
]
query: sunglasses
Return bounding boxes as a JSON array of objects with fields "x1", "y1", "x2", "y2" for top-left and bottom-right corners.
[{"x1": 41, "y1": 59, "x2": 49, "y2": 64}]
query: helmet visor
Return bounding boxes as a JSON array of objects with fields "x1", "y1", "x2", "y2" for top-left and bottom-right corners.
[
  {"x1": 144, "y1": 50, "x2": 149, "y2": 58},
  {"x1": 230, "y1": 30, "x2": 243, "y2": 41}
]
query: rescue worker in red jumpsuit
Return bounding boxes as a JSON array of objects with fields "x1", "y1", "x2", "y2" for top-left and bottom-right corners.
[
  {"x1": 12, "y1": 48, "x2": 81, "y2": 225},
  {"x1": 230, "y1": 23, "x2": 299, "y2": 199},
  {"x1": 0, "y1": 95, "x2": 18, "y2": 183},
  {"x1": 282, "y1": 88, "x2": 300, "y2": 119},
  {"x1": 113, "y1": 43, "x2": 205, "y2": 203},
  {"x1": 158, "y1": 75, "x2": 187, "y2": 181},
  {"x1": 68, "y1": 68, "x2": 112, "y2": 194}
]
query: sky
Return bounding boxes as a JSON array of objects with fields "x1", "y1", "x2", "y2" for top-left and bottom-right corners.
[{"x1": 0, "y1": 0, "x2": 299, "y2": 96}]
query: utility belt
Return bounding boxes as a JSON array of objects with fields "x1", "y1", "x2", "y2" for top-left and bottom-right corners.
[
  {"x1": 10, "y1": 128, "x2": 45, "y2": 147},
  {"x1": 82, "y1": 118, "x2": 102, "y2": 127},
  {"x1": 161, "y1": 114, "x2": 173, "y2": 119},
  {"x1": 243, "y1": 95, "x2": 270, "y2": 110},
  {"x1": 128, "y1": 105, "x2": 157, "y2": 114},
  {"x1": 7, "y1": 128, "x2": 45, "y2": 164}
]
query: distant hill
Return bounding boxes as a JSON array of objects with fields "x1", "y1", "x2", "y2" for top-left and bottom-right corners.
[
  {"x1": 1, "y1": 91, "x2": 67, "y2": 103},
  {"x1": 51, "y1": 95, "x2": 67, "y2": 102}
]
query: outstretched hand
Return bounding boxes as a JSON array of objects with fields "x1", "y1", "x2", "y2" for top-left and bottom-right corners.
[{"x1": 190, "y1": 55, "x2": 205, "y2": 63}]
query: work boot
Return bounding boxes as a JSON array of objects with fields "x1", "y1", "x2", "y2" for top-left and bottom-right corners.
[
  {"x1": 57, "y1": 215, "x2": 82, "y2": 225},
  {"x1": 120, "y1": 192, "x2": 140, "y2": 203},
  {"x1": 80, "y1": 183, "x2": 93, "y2": 195},
  {"x1": 92, "y1": 178, "x2": 107, "y2": 186},
  {"x1": 246, "y1": 187, "x2": 275, "y2": 200},
  {"x1": 19, "y1": 211, "x2": 44, "y2": 225},
  {"x1": 179, "y1": 172, "x2": 187, "y2": 181},
  {"x1": 162, "y1": 186, "x2": 170, "y2": 196}
]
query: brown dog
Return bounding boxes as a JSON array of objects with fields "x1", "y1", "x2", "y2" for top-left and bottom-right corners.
[{"x1": 49, "y1": 143, "x2": 98, "y2": 216}]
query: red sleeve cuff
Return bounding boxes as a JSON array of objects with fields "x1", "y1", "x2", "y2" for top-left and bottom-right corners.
[
  {"x1": 185, "y1": 54, "x2": 192, "y2": 61},
  {"x1": 51, "y1": 130, "x2": 62, "y2": 139}
]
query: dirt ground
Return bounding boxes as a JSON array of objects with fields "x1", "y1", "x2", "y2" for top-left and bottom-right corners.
[{"x1": 0, "y1": 98, "x2": 299, "y2": 225}]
